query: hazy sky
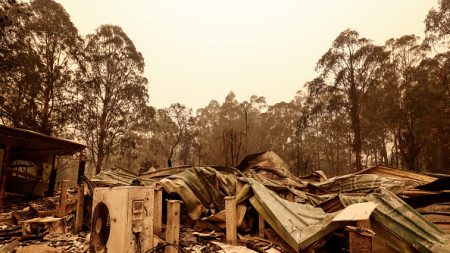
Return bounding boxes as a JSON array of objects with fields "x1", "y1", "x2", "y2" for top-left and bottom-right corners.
[{"x1": 58, "y1": 0, "x2": 437, "y2": 110}]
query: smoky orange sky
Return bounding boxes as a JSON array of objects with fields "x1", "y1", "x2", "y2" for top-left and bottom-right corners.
[{"x1": 57, "y1": 0, "x2": 437, "y2": 109}]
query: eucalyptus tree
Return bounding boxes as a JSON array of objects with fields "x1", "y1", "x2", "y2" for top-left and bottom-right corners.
[
  {"x1": 0, "y1": 0, "x2": 32, "y2": 126},
  {"x1": 1, "y1": 0, "x2": 82, "y2": 134},
  {"x1": 239, "y1": 95, "x2": 267, "y2": 155},
  {"x1": 303, "y1": 78, "x2": 352, "y2": 175},
  {"x1": 218, "y1": 92, "x2": 245, "y2": 166},
  {"x1": 195, "y1": 100, "x2": 221, "y2": 164},
  {"x1": 425, "y1": 0, "x2": 450, "y2": 49},
  {"x1": 166, "y1": 103, "x2": 194, "y2": 166},
  {"x1": 314, "y1": 29, "x2": 389, "y2": 171},
  {"x1": 383, "y1": 35, "x2": 428, "y2": 170},
  {"x1": 75, "y1": 25, "x2": 152, "y2": 174},
  {"x1": 144, "y1": 109, "x2": 178, "y2": 168},
  {"x1": 422, "y1": 0, "x2": 450, "y2": 172},
  {"x1": 408, "y1": 53, "x2": 450, "y2": 172}
]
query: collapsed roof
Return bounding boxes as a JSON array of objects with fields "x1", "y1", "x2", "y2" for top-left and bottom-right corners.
[{"x1": 90, "y1": 151, "x2": 450, "y2": 252}]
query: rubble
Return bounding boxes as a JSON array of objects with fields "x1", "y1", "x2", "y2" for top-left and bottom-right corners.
[
  {"x1": 21, "y1": 217, "x2": 65, "y2": 236},
  {"x1": 0, "y1": 151, "x2": 449, "y2": 252},
  {"x1": 16, "y1": 244, "x2": 63, "y2": 253},
  {"x1": 87, "y1": 152, "x2": 450, "y2": 252},
  {"x1": 0, "y1": 184, "x2": 88, "y2": 252}
]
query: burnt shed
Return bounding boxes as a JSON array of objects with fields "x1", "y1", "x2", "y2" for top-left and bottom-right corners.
[{"x1": 0, "y1": 124, "x2": 86, "y2": 210}]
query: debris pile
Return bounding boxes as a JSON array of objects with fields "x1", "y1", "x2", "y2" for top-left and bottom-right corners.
[
  {"x1": 88, "y1": 151, "x2": 450, "y2": 252},
  {"x1": 0, "y1": 187, "x2": 89, "y2": 252},
  {"x1": 0, "y1": 151, "x2": 449, "y2": 252}
]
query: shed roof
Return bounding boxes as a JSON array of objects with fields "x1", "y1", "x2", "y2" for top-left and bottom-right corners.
[{"x1": 0, "y1": 124, "x2": 85, "y2": 159}]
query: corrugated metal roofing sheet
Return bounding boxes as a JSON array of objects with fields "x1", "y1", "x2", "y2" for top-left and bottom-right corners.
[
  {"x1": 340, "y1": 188, "x2": 450, "y2": 253},
  {"x1": 248, "y1": 178, "x2": 339, "y2": 251}
]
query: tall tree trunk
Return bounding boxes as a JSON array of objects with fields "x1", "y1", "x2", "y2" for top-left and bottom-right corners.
[
  {"x1": 374, "y1": 148, "x2": 378, "y2": 165},
  {"x1": 197, "y1": 146, "x2": 201, "y2": 166},
  {"x1": 95, "y1": 150, "x2": 104, "y2": 175},
  {"x1": 222, "y1": 131, "x2": 228, "y2": 166},
  {"x1": 296, "y1": 142, "x2": 301, "y2": 176},
  {"x1": 381, "y1": 140, "x2": 388, "y2": 165},
  {"x1": 394, "y1": 132, "x2": 400, "y2": 168},
  {"x1": 315, "y1": 132, "x2": 321, "y2": 170},
  {"x1": 336, "y1": 133, "x2": 340, "y2": 176},
  {"x1": 41, "y1": 85, "x2": 52, "y2": 135},
  {"x1": 96, "y1": 124, "x2": 107, "y2": 175},
  {"x1": 349, "y1": 83, "x2": 362, "y2": 171},
  {"x1": 235, "y1": 132, "x2": 242, "y2": 166},
  {"x1": 230, "y1": 128, "x2": 234, "y2": 165},
  {"x1": 244, "y1": 110, "x2": 248, "y2": 156}
]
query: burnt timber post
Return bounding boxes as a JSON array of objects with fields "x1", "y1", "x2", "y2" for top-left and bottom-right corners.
[
  {"x1": 77, "y1": 150, "x2": 86, "y2": 185},
  {"x1": 0, "y1": 145, "x2": 10, "y2": 211},
  {"x1": 47, "y1": 155, "x2": 57, "y2": 197}
]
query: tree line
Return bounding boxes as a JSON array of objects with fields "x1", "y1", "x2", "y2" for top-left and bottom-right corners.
[{"x1": 1, "y1": 0, "x2": 449, "y2": 176}]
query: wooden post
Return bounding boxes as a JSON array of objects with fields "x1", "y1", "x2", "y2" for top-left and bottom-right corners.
[
  {"x1": 225, "y1": 196, "x2": 237, "y2": 245},
  {"x1": 165, "y1": 200, "x2": 181, "y2": 253},
  {"x1": 153, "y1": 188, "x2": 163, "y2": 237},
  {"x1": 77, "y1": 151, "x2": 86, "y2": 185},
  {"x1": 75, "y1": 184, "x2": 85, "y2": 232},
  {"x1": 47, "y1": 155, "x2": 57, "y2": 197},
  {"x1": 0, "y1": 145, "x2": 10, "y2": 211},
  {"x1": 258, "y1": 213, "x2": 265, "y2": 238},
  {"x1": 348, "y1": 219, "x2": 373, "y2": 253},
  {"x1": 57, "y1": 180, "x2": 68, "y2": 218}
]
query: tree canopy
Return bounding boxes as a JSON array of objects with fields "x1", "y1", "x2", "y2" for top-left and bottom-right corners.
[
  {"x1": 74, "y1": 24, "x2": 153, "y2": 175},
  {"x1": 1, "y1": 0, "x2": 448, "y2": 176}
]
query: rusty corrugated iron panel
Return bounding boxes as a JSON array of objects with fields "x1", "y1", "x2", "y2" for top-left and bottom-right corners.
[{"x1": 340, "y1": 189, "x2": 450, "y2": 253}]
